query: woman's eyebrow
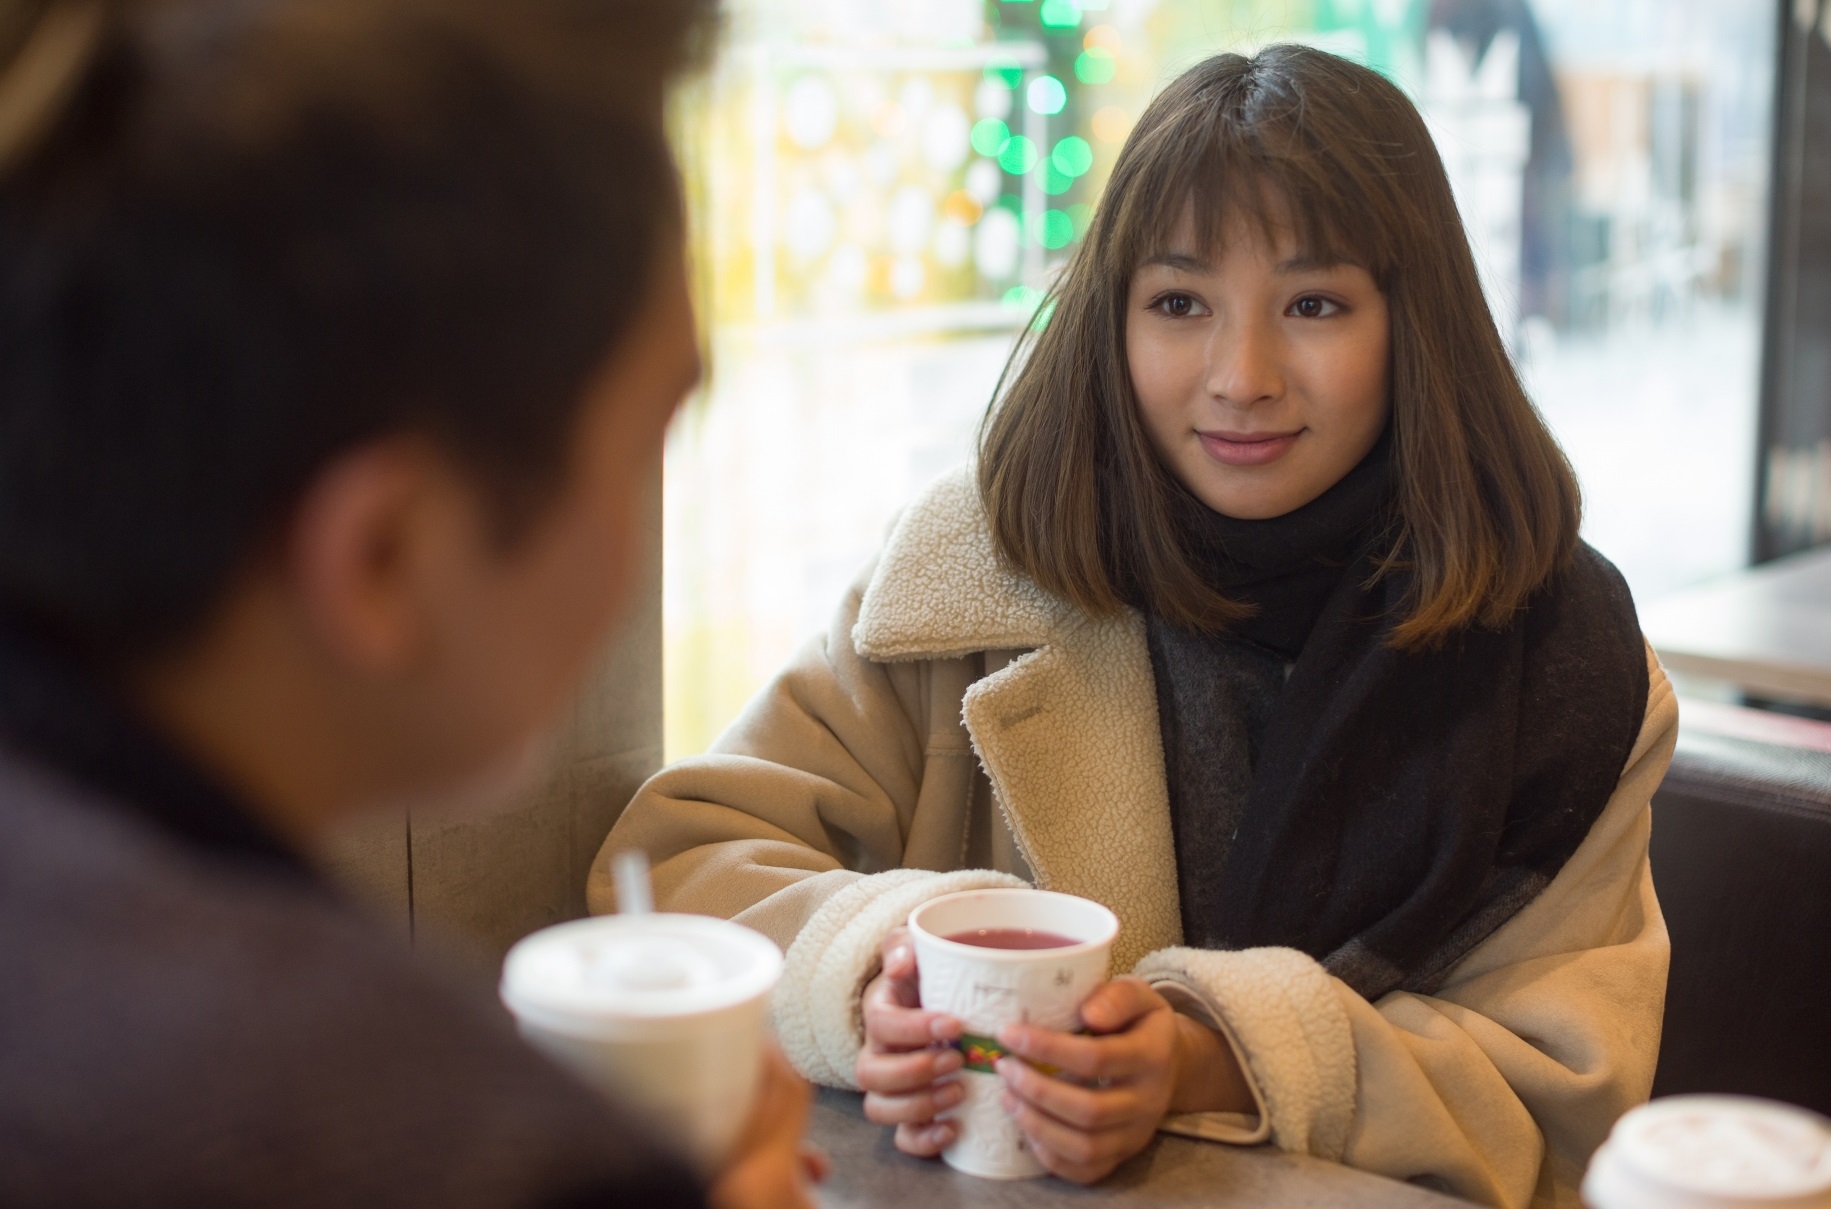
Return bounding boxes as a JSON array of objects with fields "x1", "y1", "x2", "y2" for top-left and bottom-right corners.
[
  {"x1": 1275, "y1": 253, "x2": 1351, "y2": 274},
  {"x1": 1139, "y1": 252, "x2": 1210, "y2": 272}
]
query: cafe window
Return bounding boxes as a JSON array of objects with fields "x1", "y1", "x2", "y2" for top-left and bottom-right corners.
[{"x1": 663, "y1": 0, "x2": 1778, "y2": 758}]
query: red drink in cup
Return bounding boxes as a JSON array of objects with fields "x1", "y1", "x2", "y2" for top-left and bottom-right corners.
[{"x1": 944, "y1": 928, "x2": 1081, "y2": 950}]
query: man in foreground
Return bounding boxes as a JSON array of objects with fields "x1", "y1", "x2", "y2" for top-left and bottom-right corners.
[{"x1": 0, "y1": 0, "x2": 810, "y2": 1204}]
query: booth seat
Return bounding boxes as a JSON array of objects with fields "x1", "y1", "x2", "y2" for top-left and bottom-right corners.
[{"x1": 1649, "y1": 700, "x2": 1831, "y2": 1115}]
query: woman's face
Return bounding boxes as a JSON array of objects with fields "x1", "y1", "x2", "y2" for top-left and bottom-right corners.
[{"x1": 1125, "y1": 214, "x2": 1391, "y2": 520}]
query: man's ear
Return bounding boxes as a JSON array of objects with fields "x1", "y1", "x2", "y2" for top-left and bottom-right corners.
[{"x1": 285, "y1": 437, "x2": 444, "y2": 674}]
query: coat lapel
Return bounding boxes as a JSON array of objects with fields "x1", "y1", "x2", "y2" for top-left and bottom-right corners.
[
  {"x1": 855, "y1": 466, "x2": 1183, "y2": 970},
  {"x1": 961, "y1": 615, "x2": 1183, "y2": 969}
]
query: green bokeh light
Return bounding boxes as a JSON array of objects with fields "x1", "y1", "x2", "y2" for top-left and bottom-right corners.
[
  {"x1": 1002, "y1": 284, "x2": 1045, "y2": 310},
  {"x1": 1026, "y1": 75, "x2": 1067, "y2": 116},
  {"x1": 1039, "y1": 0, "x2": 1082, "y2": 27},
  {"x1": 1039, "y1": 159, "x2": 1075, "y2": 195},
  {"x1": 1074, "y1": 47, "x2": 1116, "y2": 84},
  {"x1": 971, "y1": 118, "x2": 1011, "y2": 157},
  {"x1": 1024, "y1": 210, "x2": 1077, "y2": 248},
  {"x1": 1051, "y1": 135, "x2": 1094, "y2": 178},
  {"x1": 1040, "y1": 209, "x2": 1076, "y2": 249},
  {"x1": 997, "y1": 134, "x2": 1039, "y2": 175},
  {"x1": 983, "y1": 64, "x2": 1023, "y2": 89}
]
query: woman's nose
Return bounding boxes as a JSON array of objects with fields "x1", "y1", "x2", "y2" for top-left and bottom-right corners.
[{"x1": 1205, "y1": 319, "x2": 1282, "y2": 408}]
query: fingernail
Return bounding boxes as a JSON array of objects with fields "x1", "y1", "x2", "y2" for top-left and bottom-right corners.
[
  {"x1": 929, "y1": 1016, "x2": 961, "y2": 1041},
  {"x1": 995, "y1": 1025, "x2": 1022, "y2": 1050},
  {"x1": 935, "y1": 1049, "x2": 964, "y2": 1073},
  {"x1": 994, "y1": 1057, "x2": 1013, "y2": 1080},
  {"x1": 890, "y1": 945, "x2": 909, "y2": 965},
  {"x1": 999, "y1": 1090, "x2": 1018, "y2": 1113},
  {"x1": 931, "y1": 1124, "x2": 956, "y2": 1146},
  {"x1": 936, "y1": 1082, "x2": 964, "y2": 1108}
]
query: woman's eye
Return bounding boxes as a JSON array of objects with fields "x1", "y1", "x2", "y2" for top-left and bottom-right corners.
[
  {"x1": 1154, "y1": 292, "x2": 1200, "y2": 318},
  {"x1": 1290, "y1": 295, "x2": 1341, "y2": 319}
]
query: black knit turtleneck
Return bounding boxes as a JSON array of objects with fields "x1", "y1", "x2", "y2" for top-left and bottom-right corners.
[
  {"x1": 1139, "y1": 431, "x2": 1647, "y2": 1000},
  {"x1": 1147, "y1": 434, "x2": 1396, "y2": 946}
]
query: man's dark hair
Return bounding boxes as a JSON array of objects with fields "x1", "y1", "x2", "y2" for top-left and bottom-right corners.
[{"x1": 0, "y1": 0, "x2": 714, "y2": 658}]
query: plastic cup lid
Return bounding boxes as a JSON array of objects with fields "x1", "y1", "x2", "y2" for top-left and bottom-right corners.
[
  {"x1": 501, "y1": 914, "x2": 782, "y2": 1022},
  {"x1": 1602, "y1": 1096, "x2": 1831, "y2": 1204}
]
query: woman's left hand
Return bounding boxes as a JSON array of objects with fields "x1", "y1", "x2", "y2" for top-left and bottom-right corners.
[{"x1": 993, "y1": 977, "x2": 1246, "y2": 1185}]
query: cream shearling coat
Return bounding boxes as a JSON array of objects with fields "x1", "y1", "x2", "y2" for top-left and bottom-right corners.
[{"x1": 593, "y1": 466, "x2": 1676, "y2": 1209}]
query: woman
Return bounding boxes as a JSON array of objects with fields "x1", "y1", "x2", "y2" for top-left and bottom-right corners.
[{"x1": 596, "y1": 45, "x2": 1672, "y2": 1209}]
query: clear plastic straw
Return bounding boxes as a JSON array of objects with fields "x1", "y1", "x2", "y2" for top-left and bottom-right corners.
[{"x1": 613, "y1": 849, "x2": 654, "y2": 917}]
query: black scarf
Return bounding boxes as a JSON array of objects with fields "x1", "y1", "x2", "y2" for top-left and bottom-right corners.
[{"x1": 1146, "y1": 439, "x2": 1648, "y2": 1000}]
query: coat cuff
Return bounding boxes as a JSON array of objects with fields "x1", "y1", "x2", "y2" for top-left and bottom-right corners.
[
  {"x1": 772, "y1": 867, "x2": 1028, "y2": 1088},
  {"x1": 1152, "y1": 980, "x2": 1272, "y2": 1146},
  {"x1": 1133, "y1": 946, "x2": 1357, "y2": 1160}
]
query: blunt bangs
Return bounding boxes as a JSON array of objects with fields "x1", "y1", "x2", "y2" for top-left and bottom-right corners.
[{"x1": 1099, "y1": 55, "x2": 1401, "y2": 295}]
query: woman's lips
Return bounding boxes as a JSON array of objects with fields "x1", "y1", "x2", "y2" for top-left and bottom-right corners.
[{"x1": 1196, "y1": 429, "x2": 1302, "y2": 467}]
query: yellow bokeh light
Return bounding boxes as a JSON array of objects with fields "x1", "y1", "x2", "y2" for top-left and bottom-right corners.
[
  {"x1": 1091, "y1": 105, "x2": 1131, "y2": 143},
  {"x1": 1084, "y1": 24, "x2": 1122, "y2": 53},
  {"x1": 870, "y1": 101, "x2": 907, "y2": 139},
  {"x1": 943, "y1": 190, "x2": 984, "y2": 226}
]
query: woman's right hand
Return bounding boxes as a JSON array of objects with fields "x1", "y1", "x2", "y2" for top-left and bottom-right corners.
[{"x1": 855, "y1": 926, "x2": 966, "y2": 1157}]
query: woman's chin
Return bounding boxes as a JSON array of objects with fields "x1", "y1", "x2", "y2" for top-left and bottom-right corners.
[{"x1": 1187, "y1": 478, "x2": 1320, "y2": 521}]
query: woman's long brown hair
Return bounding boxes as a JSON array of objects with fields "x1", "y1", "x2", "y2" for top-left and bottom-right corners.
[{"x1": 977, "y1": 45, "x2": 1580, "y2": 649}]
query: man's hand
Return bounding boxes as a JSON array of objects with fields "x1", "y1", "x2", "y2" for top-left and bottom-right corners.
[
  {"x1": 708, "y1": 1047, "x2": 828, "y2": 1209},
  {"x1": 854, "y1": 927, "x2": 965, "y2": 1157},
  {"x1": 993, "y1": 977, "x2": 1253, "y2": 1185}
]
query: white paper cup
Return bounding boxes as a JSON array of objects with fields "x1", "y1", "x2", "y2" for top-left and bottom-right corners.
[
  {"x1": 1583, "y1": 1096, "x2": 1831, "y2": 1209},
  {"x1": 500, "y1": 914, "x2": 782, "y2": 1175},
  {"x1": 908, "y1": 888, "x2": 1120, "y2": 1180}
]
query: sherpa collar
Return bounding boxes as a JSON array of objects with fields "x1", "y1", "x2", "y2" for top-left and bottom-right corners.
[{"x1": 853, "y1": 465, "x2": 1073, "y2": 662}]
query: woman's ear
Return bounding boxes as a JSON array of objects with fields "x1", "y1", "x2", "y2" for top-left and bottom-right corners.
[{"x1": 284, "y1": 437, "x2": 446, "y2": 675}]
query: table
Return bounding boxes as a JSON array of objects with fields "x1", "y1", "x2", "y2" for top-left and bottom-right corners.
[
  {"x1": 1641, "y1": 546, "x2": 1831, "y2": 710},
  {"x1": 806, "y1": 1089, "x2": 1469, "y2": 1208}
]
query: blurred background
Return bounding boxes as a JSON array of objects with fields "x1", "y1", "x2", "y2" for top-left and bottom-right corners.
[{"x1": 663, "y1": 0, "x2": 1782, "y2": 759}]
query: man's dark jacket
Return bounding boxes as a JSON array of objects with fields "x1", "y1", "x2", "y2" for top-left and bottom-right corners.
[{"x1": 0, "y1": 622, "x2": 703, "y2": 1208}]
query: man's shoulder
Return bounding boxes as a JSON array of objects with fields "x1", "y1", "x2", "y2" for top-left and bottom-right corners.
[
  {"x1": 0, "y1": 745, "x2": 522, "y2": 1116},
  {"x1": 0, "y1": 746, "x2": 406, "y2": 1001},
  {"x1": 0, "y1": 752, "x2": 697, "y2": 1208}
]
